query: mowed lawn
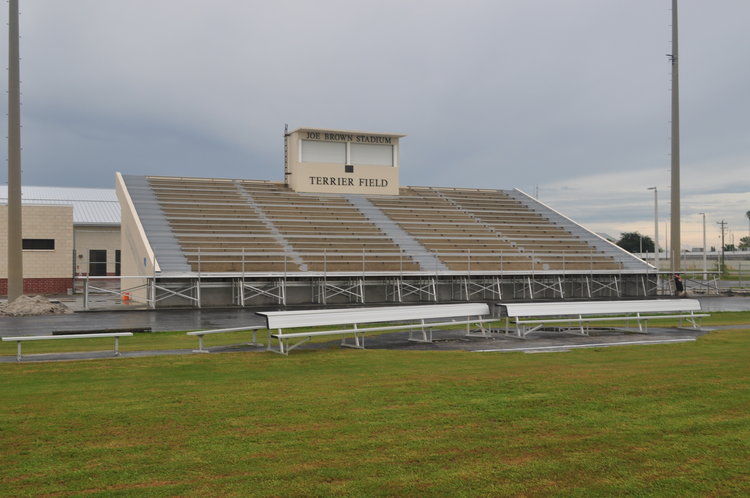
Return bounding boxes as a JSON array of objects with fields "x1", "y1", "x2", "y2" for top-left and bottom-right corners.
[{"x1": 1, "y1": 329, "x2": 748, "y2": 496}]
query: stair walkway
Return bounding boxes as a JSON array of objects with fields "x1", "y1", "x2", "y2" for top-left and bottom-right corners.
[
  {"x1": 122, "y1": 175, "x2": 192, "y2": 273},
  {"x1": 345, "y1": 194, "x2": 448, "y2": 272}
]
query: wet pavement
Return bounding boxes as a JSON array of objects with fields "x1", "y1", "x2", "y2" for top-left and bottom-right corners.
[{"x1": 0, "y1": 308, "x2": 267, "y2": 337}]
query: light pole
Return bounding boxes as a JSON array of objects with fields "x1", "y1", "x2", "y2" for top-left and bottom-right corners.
[
  {"x1": 669, "y1": 0, "x2": 681, "y2": 272},
  {"x1": 7, "y1": 0, "x2": 23, "y2": 301},
  {"x1": 648, "y1": 187, "x2": 659, "y2": 270},
  {"x1": 703, "y1": 213, "x2": 708, "y2": 279}
]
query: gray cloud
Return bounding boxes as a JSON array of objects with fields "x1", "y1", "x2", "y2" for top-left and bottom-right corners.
[{"x1": 1, "y1": 1, "x2": 748, "y2": 245}]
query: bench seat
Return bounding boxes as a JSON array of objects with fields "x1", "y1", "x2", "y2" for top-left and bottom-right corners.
[
  {"x1": 258, "y1": 303, "x2": 492, "y2": 355},
  {"x1": 498, "y1": 299, "x2": 708, "y2": 339},
  {"x1": 2, "y1": 332, "x2": 134, "y2": 362}
]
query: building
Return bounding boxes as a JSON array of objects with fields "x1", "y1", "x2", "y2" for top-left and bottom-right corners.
[{"x1": 0, "y1": 186, "x2": 120, "y2": 295}]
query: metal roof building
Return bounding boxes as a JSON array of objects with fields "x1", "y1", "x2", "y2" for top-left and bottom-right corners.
[
  {"x1": 0, "y1": 185, "x2": 119, "y2": 225},
  {"x1": 1, "y1": 186, "x2": 122, "y2": 295}
]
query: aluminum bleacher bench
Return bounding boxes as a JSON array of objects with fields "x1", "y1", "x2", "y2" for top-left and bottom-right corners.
[
  {"x1": 186, "y1": 325, "x2": 265, "y2": 353},
  {"x1": 498, "y1": 299, "x2": 709, "y2": 339},
  {"x1": 2, "y1": 333, "x2": 134, "y2": 362},
  {"x1": 257, "y1": 303, "x2": 493, "y2": 355}
]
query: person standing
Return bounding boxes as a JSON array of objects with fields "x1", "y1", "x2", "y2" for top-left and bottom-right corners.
[{"x1": 673, "y1": 274, "x2": 686, "y2": 297}]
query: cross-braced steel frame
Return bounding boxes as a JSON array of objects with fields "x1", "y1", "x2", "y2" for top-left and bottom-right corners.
[{"x1": 84, "y1": 271, "x2": 688, "y2": 310}]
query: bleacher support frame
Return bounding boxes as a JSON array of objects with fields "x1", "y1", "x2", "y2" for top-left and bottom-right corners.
[
  {"x1": 81, "y1": 272, "x2": 681, "y2": 310},
  {"x1": 387, "y1": 277, "x2": 439, "y2": 303},
  {"x1": 235, "y1": 278, "x2": 287, "y2": 306},
  {"x1": 314, "y1": 278, "x2": 366, "y2": 305},
  {"x1": 461, "y1": 276, "x2": 503, "y2": 301}
]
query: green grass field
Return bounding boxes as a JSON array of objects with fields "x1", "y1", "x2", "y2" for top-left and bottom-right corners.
[{"x1": 1, "y1": 320, "x2": 749, "y2": 496}]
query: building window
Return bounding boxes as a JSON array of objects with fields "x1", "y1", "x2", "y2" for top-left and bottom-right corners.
[
  {"x1": 22, "y1": 239, "x2": 55, "y2": 250},
  {"x1": 350, "y1": 143, "x2": 394, "y2": 166},
  {"x1": 115, "y1": 250, "x2": 121, "y2": 277},
  {"x1": 89, "y1": 250, "x2": 107, "y2": 276},
  {"x1": 301, "y1": 140, "x2": 346, "y2": 164}
]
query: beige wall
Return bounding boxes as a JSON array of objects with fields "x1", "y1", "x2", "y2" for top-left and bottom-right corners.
[
  {"x1": 0, "y1": 204, "x2": 73, "y2": 279},
  {"x1": 74, "y1": 226, "x2": 121, "y2": 275},
  {"x1": 116, "y1": 172, "x2": 157, "y2": 300},
  {"x1": 287, "y1": 128, "x2": 403, "y2": 196}
]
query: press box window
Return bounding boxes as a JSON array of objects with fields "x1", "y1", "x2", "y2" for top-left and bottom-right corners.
[
  {"x1": 301, "y1": 140, "x2": 346, "y2": 164},
  {"x1": 351, "y1": 143, "x2": 394, "y2": 166},
  {"x1": 23, "y1": 239, "x2": 55, "y2": 250}
]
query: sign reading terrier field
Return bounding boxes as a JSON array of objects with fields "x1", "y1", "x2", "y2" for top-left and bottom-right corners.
[{"x1": 308, "y1": 176, "x2": 389, "y2": 187}]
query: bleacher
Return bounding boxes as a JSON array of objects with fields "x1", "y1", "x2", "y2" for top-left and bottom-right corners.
[
  {"x1": 238, "y1": 181, "x2": 420, "y2": 272},
  {"x1": 147, "y1": 177, "x2": 293, "y2": 272},
  {"x1": 125, "y1": 175, "x2": 636, "y2": 275}
]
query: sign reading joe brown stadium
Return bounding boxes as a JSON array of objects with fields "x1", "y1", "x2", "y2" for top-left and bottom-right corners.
[{"x1": 285, "y1": 127, "x2": 403, "y2": 195}]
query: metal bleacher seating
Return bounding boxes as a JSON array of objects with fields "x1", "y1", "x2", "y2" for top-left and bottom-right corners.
[{"x1": 142, "y1": 176, "x2": 626, "y2": 275}]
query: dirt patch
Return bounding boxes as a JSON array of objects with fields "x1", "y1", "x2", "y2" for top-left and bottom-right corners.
[{"x1": 0, "y1": 295, "x2": 73, "y2": 317}]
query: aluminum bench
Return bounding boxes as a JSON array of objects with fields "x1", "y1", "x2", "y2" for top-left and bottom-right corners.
[
  {"x1": 186, "y1": 326, "x2": 265, "y2": 352},
  {"x1": 498, "y1": 299, "x2": 709, "y2": 339},
  {"x1": 257, "y1": 303, "x2": 492, "y2": 355},
  {"x1": 2, "y1": 332, "x2": 134, "y2": 362}
]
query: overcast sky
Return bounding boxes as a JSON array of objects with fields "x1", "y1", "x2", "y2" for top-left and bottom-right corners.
[{"x1": 1, "y1": 0, "x2": 748, "y2": 248}]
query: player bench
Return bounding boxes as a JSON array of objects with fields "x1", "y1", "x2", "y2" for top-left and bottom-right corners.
[
  {"x1": 2, "y1": 333, "x2": 134, "y2": 362},
  {"x1": 186, "y1": 325, "x2": 265, "y2": 353},
  {"x1": 497, "y1": 299, "x2": 708, "y2": 339},
  {"x1": 257, "y1": 303, "x2": 492, "y2": 355}
]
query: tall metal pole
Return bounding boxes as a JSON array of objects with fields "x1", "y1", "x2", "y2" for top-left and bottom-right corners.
[
  {"x1": 7, "y1": 0, "x2": 23, "y2": 300},
  {"x1": 703, "y1": 215, "x2": 707, "y2": 275},
  {"x1": 717, "y1": 220, "x2": 727, "y2": 273},
  {"x1": 669, "y1": 0, "x2": 681, "y2": 272},
  {"x1": 648, "y1": 187, "x2": 659, "y2": 270}
]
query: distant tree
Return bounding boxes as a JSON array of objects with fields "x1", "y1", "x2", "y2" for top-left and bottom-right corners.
[
  {"x1": 740, "y1": 236, "x2": 750, "y2": 250},
  {"x1": 724, "y1": 244, "x2": 736, "y2": 252},
  {"x1": 616, "y1": 232, "x2": 654, "y2": 253}
]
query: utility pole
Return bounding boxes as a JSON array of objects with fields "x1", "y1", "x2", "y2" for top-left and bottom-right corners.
[
  {"x1": 7, "y1": 0, "x2": 23, "y2": 301},
  {"x1": 669, "y1": 0, "x2": 681, "y2": 272},
  {"x1": 717, "y1": 220, "x2": 727, "y2": 272}
]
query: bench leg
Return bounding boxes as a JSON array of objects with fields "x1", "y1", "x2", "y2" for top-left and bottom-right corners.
[
  {"x1": 341, "y1": 332, "x2": 365, "y2": 349},
  {"x1": 341, "y1": 325, "x2": 365, "y2": 349},
  {"x1": 266, "y1": 334, "x2": 285, "y2": 355},
  {"x1": 408, "y1": 320, "x2": 432, "y2": 343},
  {"x1": 193, "y1": 335, "x2": 210, "y2": 353},
  {"x1": 114, "y1": 337, "x2": 120, "y2": 357},
  {"x1": 16, "y1": 341, "x2": 22, "y2": 362},
  {"x1": 267, "y1": 332, "x2": 303, "y2": 355},
  {"x1": 248, "y1": 329, "x2": 263, "y2": 347}
]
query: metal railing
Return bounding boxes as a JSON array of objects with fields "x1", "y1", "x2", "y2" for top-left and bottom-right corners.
[{"x1": 178, "y1": 247, "x2": 626, "y2": 276}]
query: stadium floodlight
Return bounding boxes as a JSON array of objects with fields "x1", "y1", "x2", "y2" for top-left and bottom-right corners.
[{"x1": 647, "y1": 187, "x2": 659, "y2": 271}]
